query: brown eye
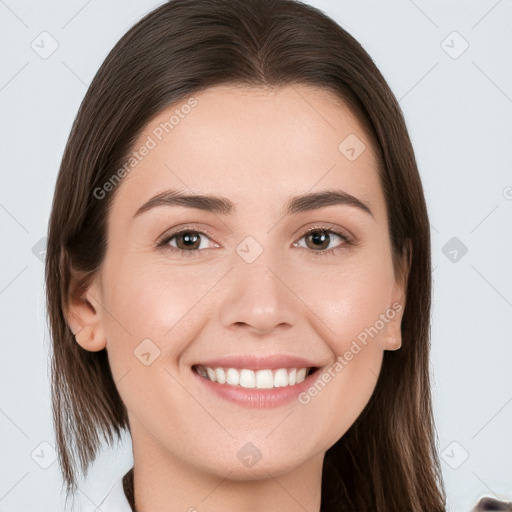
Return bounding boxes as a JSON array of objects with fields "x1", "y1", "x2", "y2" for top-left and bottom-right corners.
[
  {"x1": 158, "y1": 229, "x2": 216, "y2": 255},
  {"x1": 173, "y1": 231, "x2": 202, "y2": 250},
  {"x1": 304, "y1": 230, "x2": 332, "y2": 250},
  {"x1": 294, "y1": 227, "x2": 352, "y2": 256}
]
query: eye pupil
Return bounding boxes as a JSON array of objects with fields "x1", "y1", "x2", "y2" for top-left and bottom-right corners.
[
  {"x1": 177, "y1": 231, "x2": 200, "y2": 250},
  {"x1": 306, "y1": 230, "x2": 330, "y2": 250}
]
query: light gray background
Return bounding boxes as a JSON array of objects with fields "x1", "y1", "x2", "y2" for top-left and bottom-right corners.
[{"x1": 1, "y1": 1, "x2": 511, "y2": 511}]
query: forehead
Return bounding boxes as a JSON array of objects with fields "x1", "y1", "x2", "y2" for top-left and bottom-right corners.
[{"x1": 111, "y1": 84, "x2": 385, "y2": 223}]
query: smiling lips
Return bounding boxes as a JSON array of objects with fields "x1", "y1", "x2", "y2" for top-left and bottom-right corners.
[
  {"x1": 192, "y1": 354, "x2": 321, "y2": 390},
  {"x1": 194, "y1": 365, "x2": 313, "y2": 389}
]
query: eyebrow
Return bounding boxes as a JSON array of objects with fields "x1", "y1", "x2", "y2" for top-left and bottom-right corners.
[{"x1": 133, "y1": 188, "x2": 374, "y2": 219}]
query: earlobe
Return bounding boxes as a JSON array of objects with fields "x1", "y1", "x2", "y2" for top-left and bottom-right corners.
[
  {"x1": 380, "y1": 301, "x2": 404, "y2": 352},
  {"x1": 74, "y1": 325, "x2": 106, "y2": 352},
  {"x1": 383, "y1": 332, "x2": 402, "y2": 351},
  {"x1": 380, "y1": 294, "x2": 406, "y2": 351},
  {"x1": 65, "y1": 277, "x2": 107, "y2": 352},
  {"x1": 381, "y1": 242, "x2": 410, "y2": 352},
  {"x1": 381, "y1": 282, "x2": 406, "y2": 351}
]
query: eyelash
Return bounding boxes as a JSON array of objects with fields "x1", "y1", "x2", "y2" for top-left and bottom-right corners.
[{"x1": 156, "y1": 225, "x2": 354, "y2": 258}]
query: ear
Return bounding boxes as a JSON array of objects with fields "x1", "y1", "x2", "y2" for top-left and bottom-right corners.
[
  {"x1": 64, "y1": 273, "x2": 107, "y2": 352},
  {"x1": 381, "y1": 240, "x2": 412, "y2": 352}
]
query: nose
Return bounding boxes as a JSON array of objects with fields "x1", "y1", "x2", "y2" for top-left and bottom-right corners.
[{"x1": 218, "y1": 254, "x2": 301, "y2": 336}]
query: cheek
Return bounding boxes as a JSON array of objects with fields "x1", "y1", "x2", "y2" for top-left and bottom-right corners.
[
  {"x1": 298, "y1": 249, "x2": 395, "y2": 351},
  {"x1": 103, "y1": 254, "x2": 201, "y2": 331},
  {"x1": 329, "y1": 273, "x2": 391, "y2": 347},
  {"x1": 99, "y1": 261, "x2": 203, "y2": 428},
  {"x1": 295, "y1": 257, "x2": 393, "y2": 441},
  {"x1": 100, "y1": 256, "x2": 217, "y2": 373}
]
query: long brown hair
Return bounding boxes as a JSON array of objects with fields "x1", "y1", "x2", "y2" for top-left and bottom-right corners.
[{"x1": 45, "y1": 0, "x2": 446, "y2": 509}]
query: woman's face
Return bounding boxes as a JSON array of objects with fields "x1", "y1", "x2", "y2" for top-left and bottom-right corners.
[{"x1": 71, "y1": 84, "x2": 406, "y2": 480}]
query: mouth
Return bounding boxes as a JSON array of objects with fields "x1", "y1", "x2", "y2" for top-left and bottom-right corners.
[{"x1": 192, "y1": 364, "x2": 321, "y2": 389}]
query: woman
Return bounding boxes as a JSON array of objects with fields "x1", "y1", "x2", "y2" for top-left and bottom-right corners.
[{"x1": 45, "y1": 0, "x2": 448, "y2": 510}]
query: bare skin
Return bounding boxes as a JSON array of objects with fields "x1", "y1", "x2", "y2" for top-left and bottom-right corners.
[{"x1": 67, "y1": 84, "x2": 408, "y2": 512}]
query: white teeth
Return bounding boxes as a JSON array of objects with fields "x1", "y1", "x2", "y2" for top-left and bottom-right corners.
[
  {"x1": 296, "y1": 368, "x2": 307, "y2": 383},
  {"x1": 239, "y1": 369, "x2": 256, "y2": 388},
  {"x1": 215, "y1": 368, "x2": 226, "y2": 384},
  {"x1": 226, "y1": 368, "x2": 240, "y2": 385},
  {"x1": 206, "y1": 367, "x2": 216, "y2": 382},
  {"x1": 196, "y1": 365, "x2": 313, "y2": 388},
  {"x1": 273, "y1": 368, "x2": 288, "y2": 387},
  {"x1": 255, "y1": 369, "x2": 274, "y2": 389}
]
